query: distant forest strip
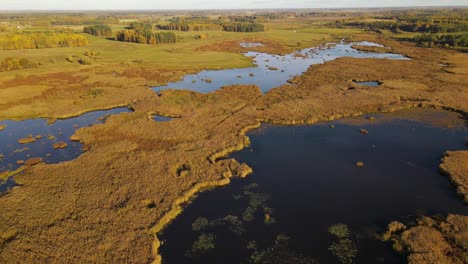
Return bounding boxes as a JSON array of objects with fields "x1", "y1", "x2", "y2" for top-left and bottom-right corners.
[
  {"x1": 156, "y1": 21, "x2": 265, "y2": 32},
  {"x1": 343, "y1": 20, "x2": 468, "y2": 34},
  {"x1": 83, "y1": 25, "x2": 113, "y2": 37},
  {"x1": 157, "y1": 22, "x2": 222, "y2": 31},
  {"x1": 115, "y1": 30, "x2": 176, "y2": 44},
  {"x1": 222, "y1": 22, "x2": 265, "y2": 32},
  {"x1": 414, "y1": 33, "x2": 468, "y2": 49},
  {"x1": 334, "y1": 16, "x2": 468, "y2": 49},
  {"x1": 0, "y1": 32, "x2": 88, "y2": 50}
]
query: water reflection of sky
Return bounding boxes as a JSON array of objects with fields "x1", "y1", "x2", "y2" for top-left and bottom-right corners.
[
  {"x1": 161, "y1": 110, "x2": 468, "y2": 264},
  {"x1": 0, "y1": 107, "x2": 130, "y2": 173},
  {"x1": 154, "y1": 42, "x2": 408, "y2": 93}
]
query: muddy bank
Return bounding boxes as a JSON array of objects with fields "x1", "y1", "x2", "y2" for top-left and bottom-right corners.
[
  {"x1": 0, "y1": 36, "x2": 467, "y2": 263},
  {"x1": 440, "y1": 151, "x2": 468, "y2": 204},
  {"x1": 383, "y1": 214, "x2": 467, "y2": 264},
  {"x1": 351, "y1": 45, "x2": 392, "y2": 53}
]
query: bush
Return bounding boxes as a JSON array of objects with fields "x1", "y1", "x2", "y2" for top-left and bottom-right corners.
[
  {"x1": 0, "y1": 57, "x2": 37, "y2": 72},
  {"x1": 77, "y1": 57, "x2": 93, "y2": 65},
  {"x1": 84, "y1": 50, "x2": 100, "y2": 57},
  {"x1": 195, "y1": 33, "x2": 208, "y2": 39}
]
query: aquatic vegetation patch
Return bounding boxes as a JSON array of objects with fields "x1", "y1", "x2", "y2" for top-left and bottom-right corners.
[
  {"x1": 190, "y1": 233, "x2": 216, "y2": 255},
  {"x1": 329, "y1": 238, "x2": 358, "y2": 264},
  {"x1": 327, "y1": 224, "x2": 358, "y2": 264},
  {"x1": 328, "y1": 223, "x2": 351, "y2": 239},
  {"x1": 192, "y1": 215, "x2": 245, "y2": 236},
  {"x1": 250, "y1": 234, "x2": 319, "y2": 264},
  {"x1": 242, "y1": 184, "x2": 271, "y2": 222},
  {"x1": 192, "y1": 217, "x2": 210, "y2": 232}
]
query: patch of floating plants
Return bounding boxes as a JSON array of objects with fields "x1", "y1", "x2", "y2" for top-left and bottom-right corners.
[
  {"x1": 0, "y1": 107, "x2": 131, "y2": 193},
  {"x1": 153, "y1": 41, "x2": 409, "y2": 94},
  {"x1": 159, "y1": 108, "x2": 467, "y2": 264}
]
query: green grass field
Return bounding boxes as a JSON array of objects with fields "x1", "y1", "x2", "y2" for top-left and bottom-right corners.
[{"x1": 0, "y1": 24, "x2": 363, "y2": 79}]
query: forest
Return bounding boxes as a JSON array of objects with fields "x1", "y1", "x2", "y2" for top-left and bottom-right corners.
[
  {"x1": 83, "y1": 25, "x2": 113, "y2": 37},
  {"x1": 414, "y1": 33, "x2": 468, "y2": 48},
  {"x1": 221, "y1": 22, "x2": 265, "y2": 32},
  {"x1": 115, "y1": 30, "x2": 176, "y2": 44},
  {"x1": 0, "y1": 32, "x2": 88, "y2": 50},
  {"x1": 157, "y1": 22, "x2": 222, "y2": 31}
]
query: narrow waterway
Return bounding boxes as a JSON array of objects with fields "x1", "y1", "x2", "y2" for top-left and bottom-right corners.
[
  {"x1": 0, "y1": 107, "x2": 131, "y2": 192},
  {"x1": 153, "y1": 41, "x2": 408, "y2": 93}
]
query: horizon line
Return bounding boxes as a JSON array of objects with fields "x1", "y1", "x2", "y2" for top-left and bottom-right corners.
[{"x1": 1, "y1": 5, "x2": 467, "y2": 12}]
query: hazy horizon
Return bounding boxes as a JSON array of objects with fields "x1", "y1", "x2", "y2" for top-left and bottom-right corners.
[{"x1": 2, "y1": 0, "x2": 468, "y2": 11}]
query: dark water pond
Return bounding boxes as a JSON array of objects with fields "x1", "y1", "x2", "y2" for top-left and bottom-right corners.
[
  {"x1": 153, "y1": 42, "x2": 408, "y2": 93},
  {"x1": 0, "y1": 107, "x2": 130, "y2": 175},
  {"x1": 153, "y1": 115, "x2": 173, "y2": 122},
  {"x1": 353, "y1": 81, "x2": 381, "y2": 87},
  {"x1": 159, "y1": 109, "x2": 467, "y2": 264}
]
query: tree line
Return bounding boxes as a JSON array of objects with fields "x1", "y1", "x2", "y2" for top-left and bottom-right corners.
[
  {"x1": 156, "y1": 21, "x2": 264, "y2": 32},
  {"x1": 221, "y1": 22, "x2": 265, "y2": 32},
  {"x1": 414, "y1": 33, "x2": 468, "y2": 49},
  {"x1": 157, "y1": 22, "x2": 222, "y2": 31},
  {"x1": 83, "y1": 25, "x2": 113, "y2": 37},
  {"x1": 0, "y1": 32, "x2": 88, "y2": 50},
  {"x1": 115, "y1": 30, "x2": 176, "y2": 44},
  {"x1": 343, "y1": 20, "x2": 467, "y2": 34}
]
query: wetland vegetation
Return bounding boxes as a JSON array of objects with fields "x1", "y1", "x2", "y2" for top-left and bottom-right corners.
[{"x1": 0, "y1": 5, "x2": 467, "y2": 264}]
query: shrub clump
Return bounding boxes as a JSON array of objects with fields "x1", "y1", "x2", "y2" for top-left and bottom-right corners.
[{"x1": 0, "y1": 57, "x2": 38, "y2": 72}]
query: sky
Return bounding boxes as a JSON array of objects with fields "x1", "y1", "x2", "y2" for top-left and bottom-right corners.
[{"x1": 2, "y1": 0, "x2": 467, "y2": 10}]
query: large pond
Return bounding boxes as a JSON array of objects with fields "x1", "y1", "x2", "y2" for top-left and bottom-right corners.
[
  {"x1": 0, "y1": 107, "x2": 131, "y2": 191},
  {"x1": 153, "y1": 42, "x2": 409, "y2": 93},
  {"x1": 159, "y1": 109, "x2": 467, "y2": 264}
]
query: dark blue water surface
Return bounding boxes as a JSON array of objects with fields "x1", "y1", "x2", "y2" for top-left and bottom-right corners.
[
  {"x1": 354, "y1": 81, "x2": 381, "y2": 87},
  {"x1": 0, "y1": 107, "x2": 131, "y2": 191},
  {"x1": 160, "y1": 109, "x2": 467, "y2": 264},
  {"x1": 153, "y1": 115, "x2": 173, "y2": 122},
  {"x1": 153, "y1": 42, "x2": 408, "y2": 94}
]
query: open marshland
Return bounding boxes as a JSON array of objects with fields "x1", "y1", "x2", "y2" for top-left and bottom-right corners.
[{"x1": 0, "y1": 7, "x2": 467, "y2": 264}]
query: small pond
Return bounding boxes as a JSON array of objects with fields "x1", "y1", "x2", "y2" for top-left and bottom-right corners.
[
  {"x1": 153, "y1": 42, "x2": 409, "y2": 94},
  {"x1": 0, "y1": 107, "x2": 131, "y2": 192},
  {"x1": 353, "y1": 81, "x2": 381, "y2": 87},
  {"x1": 153, "y1": 115, "x2": 173, "y2": 122},
  {"x1": 159, "y1": 109, "x2": 467, "y2": 264}
]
